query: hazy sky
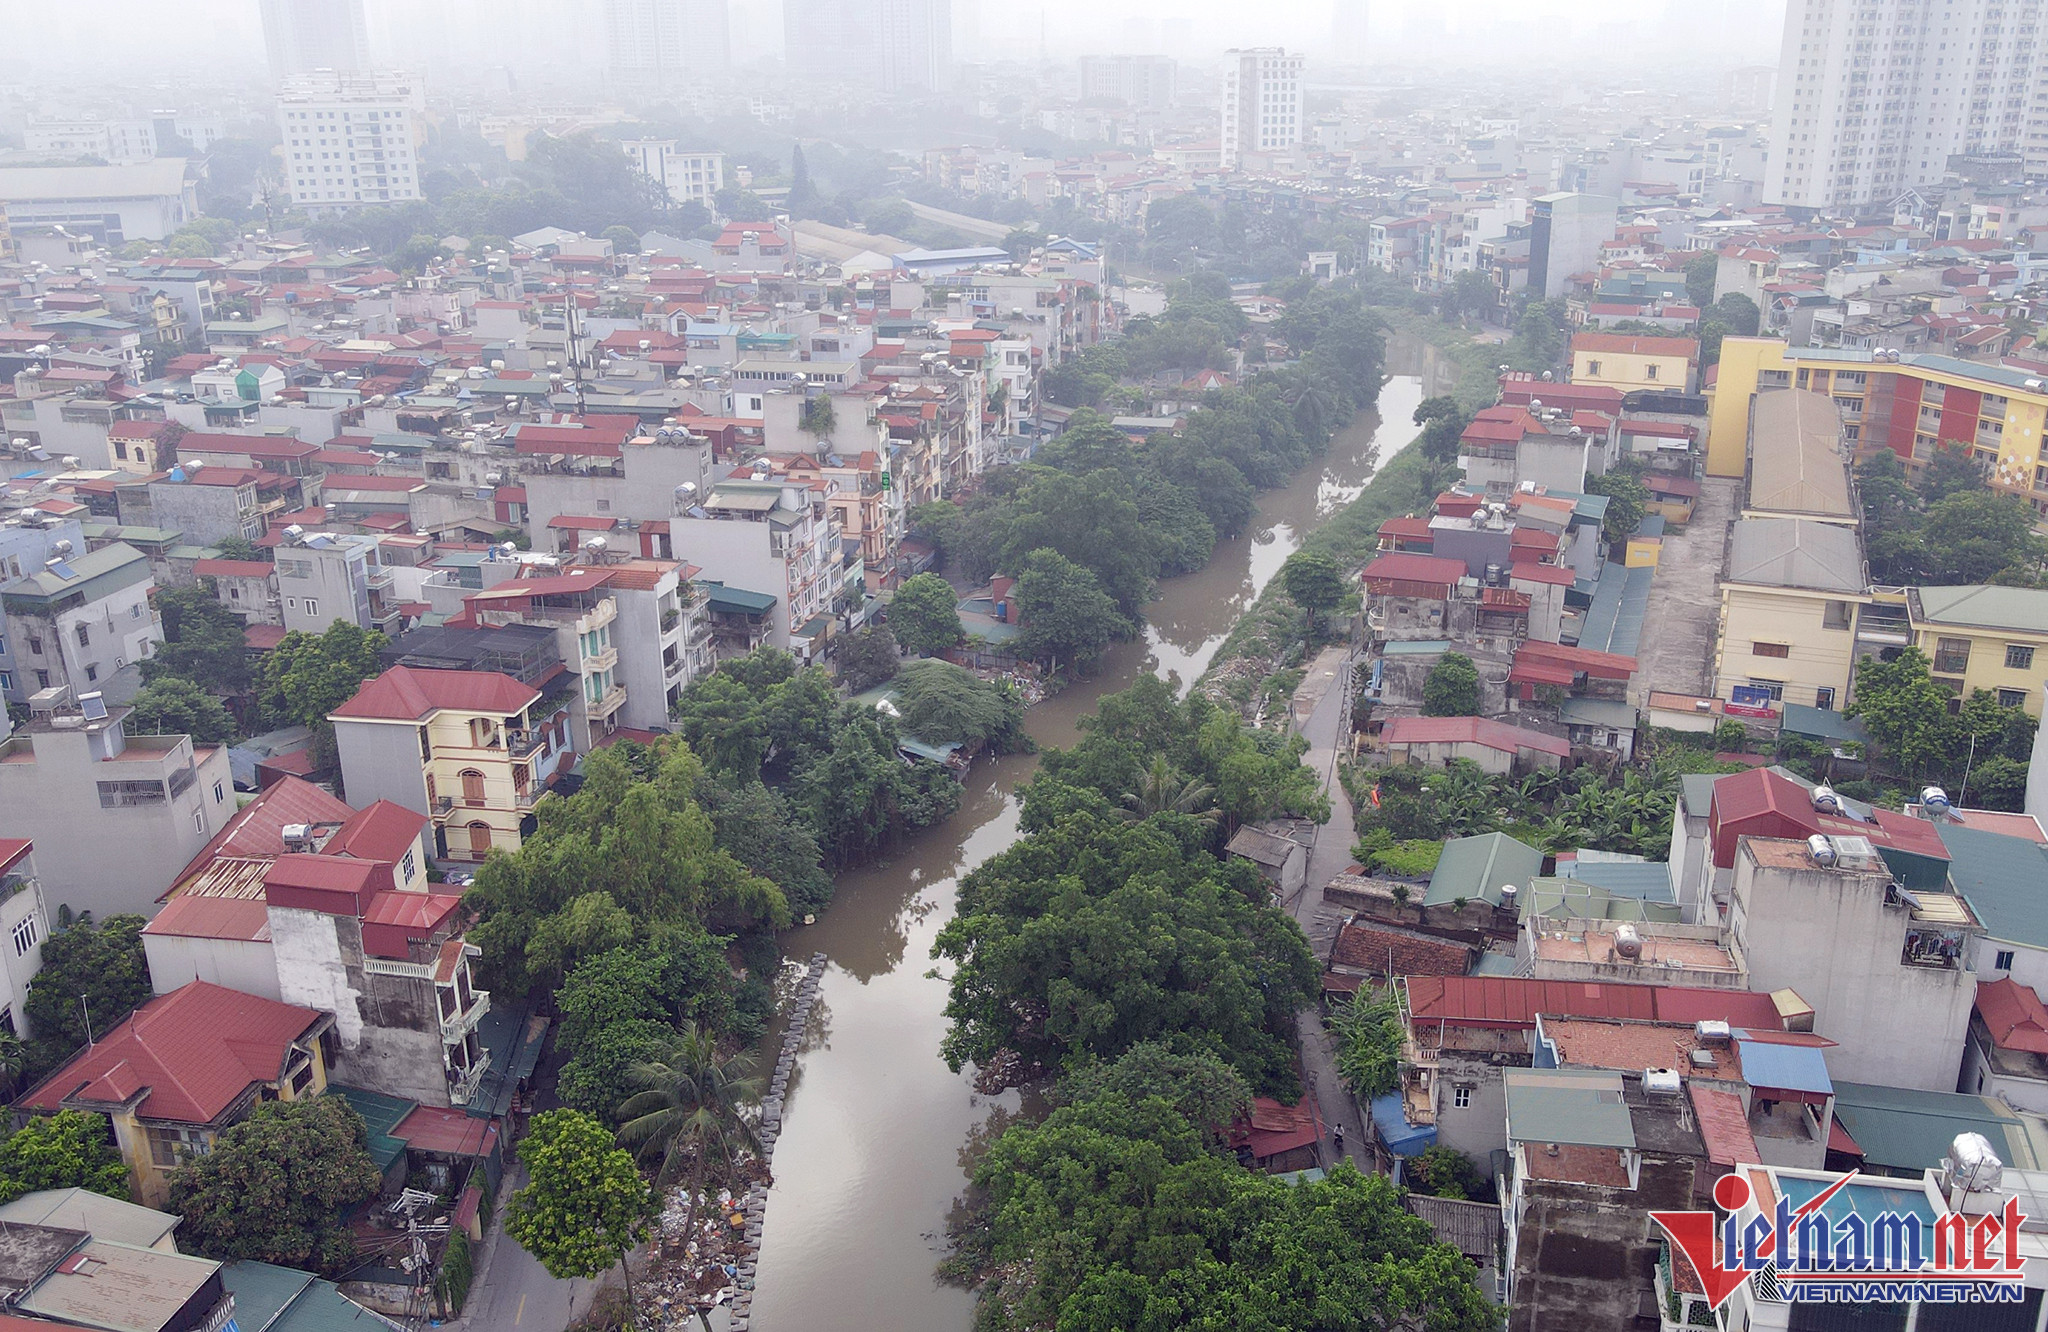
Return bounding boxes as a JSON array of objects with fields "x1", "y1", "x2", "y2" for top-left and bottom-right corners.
[{"x1": 0, "y1": 0, "x2": 1789, "y2": 84}]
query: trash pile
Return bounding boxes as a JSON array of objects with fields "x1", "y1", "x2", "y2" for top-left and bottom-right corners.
[{"x1": 638, "y1": 1183, "x2": 759, "y2": 1321}]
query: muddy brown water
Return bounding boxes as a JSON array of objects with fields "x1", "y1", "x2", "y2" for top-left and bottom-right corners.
[{"x1": 744, "y1": 352, "x2": 1444, "y2": 1331}]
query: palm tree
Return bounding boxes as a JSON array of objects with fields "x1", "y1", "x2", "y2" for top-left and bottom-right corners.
[
  {"x1": 0, "y1": 1032, "x2": 23, "y2": 1098},
  {"x1": 1117, "y1": 756, "x2": 1221, "y2": 823},
  {"x1": 615, "y1": 1022, "x2": 764, "y2": 1262}
]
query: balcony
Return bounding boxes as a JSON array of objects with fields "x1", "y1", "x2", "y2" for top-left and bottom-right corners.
[
  {"x1": 364, "y1": 566, "x2": 394, "y2": 592},
  {"x1": 580, "y1": 643, "x2": 619, "y2": 673},
  {"x1": 506, "y1": 728, "x2": 547, "y2": 758},
  {"x1": 441, "y1": 990, "x2": 490, "y2": 1045},
  {"x1": 447, "y1": 1052, "x2": 491, "y2": 1108},
  {"x1": 588, "y1": 683, "x2": 627, "y2": 718}
]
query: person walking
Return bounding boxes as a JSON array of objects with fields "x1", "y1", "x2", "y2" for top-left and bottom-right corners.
[{"x1": 1332, "y1": 1124, "x2": 1345, "y2": 1156}]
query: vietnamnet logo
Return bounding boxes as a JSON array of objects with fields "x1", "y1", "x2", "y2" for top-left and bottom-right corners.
[{"x1": 1651, "y1": 1170, "x2": 2029, "y2": 1308}]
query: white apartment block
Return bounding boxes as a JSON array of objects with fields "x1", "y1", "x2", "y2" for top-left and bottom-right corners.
[
  {"x1": 619, "y1": 141, "x2": 725, "y2": 208},
  {"x1": 277, "y1": 73, "x2": 426, "y2": 213},
  {"x1": 25, "y1": 120, "x2": 158, "y2": 164},
  {"x1": 1220, "y1": 48, "x2": 1305, "y2": 171},
  {"x1": 1767, "y1": 0, "x2": 2048, "y2": 212}
]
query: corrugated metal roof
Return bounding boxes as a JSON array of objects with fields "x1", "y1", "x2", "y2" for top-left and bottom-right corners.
[
  {"x1": 1504, "y1": 1068, "x2": 1636, "y2": 1148},
  {"x1": 1829, "y1": 1080, "x2": 2048, "y2": 1172},
  {"x1": 1940, "y1": 823, "x2": 2048, "y2": 950},
  {"x1": 1746, "y1": 390, "x2": 1855, "y2": 519},
  {"x1": 1725, "y1": 517, "x2": 1864, "y2": 593},
  {"x1": 1913, "y1": 584, "x2": 2048, "y2": 635},
  {"x1": 1425, "y1": 833, "x2": 1544, "y2": 907}
]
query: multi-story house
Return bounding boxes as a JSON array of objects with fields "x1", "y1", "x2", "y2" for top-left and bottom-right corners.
[
  {"x1": 462, "y1": 570, "x2": 626, "y2": 749},
  {"x1": 0, "y1": 839, "x2": 51, "y2": 1038},
  {"x1": 192, "y1": 557, "x2": 282, "y2": 626},
  {"x1": 1901, "y1": 585, "x2": 2048, "y2": 712},
  {"x1": 330, "y1": 665, "x2": 575, "y2": 862},
  {"x1": 618, "y1": 141, "x2": 724, "y2": 207},
  {"x1": 1219, "y1": 47, "x2": 1303, "y2": 170},
  {"x1": 18, "y1": 981, "x2": 335, "y2": 1207},
  {"x1": 0, "y1": 542, "x2": 161, "y2": 704},
  {"x1": 0, "y1": 692, "x2": 234, "y2": 919},
  {"x1": 274, "y1": 529, "x2": 407, "y2": 635}
]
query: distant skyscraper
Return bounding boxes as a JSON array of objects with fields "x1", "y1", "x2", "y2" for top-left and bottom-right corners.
[
  {"x1": 1077, "y1": 55, "x2": 1177, "y2": 112},
  {"x1": 1331, "y1": 0, "x2": 1370, "y2": 65},
  {"x1": 1219, "y1": 48, "x2": 1304, "y2": 171},
  {"x1": 785, "y1": 0, "x2": 949, "y2": 91},
  {"x1": 605, "y1": 0, "x2": 730, "y2": 81},
  {"x1": 1766, "y1": 0, "x2": 2048, "y2": 213},
  {"x1": 277, "y1": 72, "x2": 425, "y2": 213},
  {"x1": 259, "y1": 0, "x2": 371, "y2": 82},
  {"x1": 879, "y1": 0, "x2": 950, "y2": 91}
]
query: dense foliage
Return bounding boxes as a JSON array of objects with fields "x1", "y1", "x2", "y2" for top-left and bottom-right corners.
[
  {"x1": 507, "y1": 1109, "x2": 655, "y2": 1284},
  {"x1": 1420, "y1": 653, "x2": 1483, "y2": 717},
  {"x1": 955, "y1": 1047, "x2": 1497, "y2": 1331},
  {"x1": 1849, "y1": 646, "x2": 2039, "y2": 802},
  {"x1": 1858, "y1": 449, "x2": 2048, "y2": 586},
  {"x1": 0, "y1": 1111, "x2": 129, "y2": 1204},
  {"x1": 1330, "y1": 989, "x2": 1405, "y2": 1100},
  {"x1": 1012, "y1": 549, "x2": 1125, "y2": 673},
  {"x1": 24, "y1": 915, "x2": 153, "y2": 1079},
  {"x1": 125, "y1": 676, "x2": 237, "y2": 745},
  {"x1": 890, "y1": 572, "x2": 967, "y2": 656},
  {"x1": 171, "y1": 1097, "x2": 382, "y2": 1275},
  {"x1": 891, "y1": 659, "x2": 1031, "y2": 753},
  {"x1": 554, "y1": 939, "x2": 744, "y2": 1121}
]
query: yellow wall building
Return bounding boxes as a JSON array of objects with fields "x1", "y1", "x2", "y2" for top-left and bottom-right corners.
[
  {"x1": 1569, "y1": 331, "x2": 1699, "y2": 393},
  {"x1": 1707, "y1": 338, "x2": 2048, "y2": 495},
  {"x1": 1713, "y1": 518, "x2": 1869, "y2": 712},
  {"x1": 1907, "y1": 585, "x2": 2048, "y2": 713}
]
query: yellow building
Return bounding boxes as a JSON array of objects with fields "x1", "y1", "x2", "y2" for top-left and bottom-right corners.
[
  {"x1": 1713, "y1": 517, "x2": 1869, "y2": 712},
  {"x1": 1707, "y1": 337, "x2": 2048, "y2": 493},
  {"x1": 1907, "y1": 585, "x2": 2048, "y2": 712},
  {"x1": 1568, "y1": 331, "x2": 1699, "y2": 392},
  {"x1": 330, "y1": 665, "x2": 577, "y2": 862},
  {"x1": 17, "y1": 981, "x2": 333, "y2": 1207}
]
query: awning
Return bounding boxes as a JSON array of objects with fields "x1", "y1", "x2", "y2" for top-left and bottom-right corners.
[
  {"x1": 546, "y1": 515, "x2": 617, "y2": 531},
  {"x1": 705, "y1": 584, "x2": 777, "y2": 614},
  {"x1": 1369, "y1": 1093, "x2": 1437, "y2": 1158}
]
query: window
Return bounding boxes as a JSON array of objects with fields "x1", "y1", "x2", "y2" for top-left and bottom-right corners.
[
  {"x1": 74, "y1": 625, "x2": 88, "y2": 648},
  {"x1": 1753, "y1": 641, "x2": 1791, "y2": 658},
  {"x1": 1815, "y1": 686, "x2": 1836, "y2": 710},
  {"x1": 1587, "y1": 359, "x2": 1602, "y2": 375},
  {"x1": 401, "y1": 850, "x2": 416, "y2": 882},
  {"x1": 1747, "y1": 678, "x2": 1786, "y2": 701},
  {"x1": 467, "y1": 821, "x2": 493, "y2": 857},
  {"x1": 33, "y1": 671, "x2": 48, "y2": 690},
  {"x1": 1823, "y1": 601, "x2": 1853, "y2": 630},
  {"x1": 1997, "y1": 949, "x2": 2017, "y2": 970},
  {"x1": 97, "y1": 780, "x2": 166, "y2": 808},
  {"x1": 302, "y1": 598, "x2": 318, "y2": 619},
  {"x1": 10, "y1": 917, "x2": 36, "y2": 958},
  {"x1": 26, "y1": 636, "x2": 41, "y2": 656},
  {"x1": 1645, "y1": 364, "x2": 1659, "y2": 380},
  {"x1": 460, "y1": 769, "x2": 486, "y2": 806},
  {"x1": 0, "y1": 674, "x2": 9, "y2": 692},
  {"x1": 1454, "y1": 1085, "x2": 1472, "y2": 1109},
  {"x1": 146, "y1": 1125, "x2": 210, "y2": 1169},
  {"x1": 2008, "y1": 644, "x2": 2036, "y2": 670},
  {"x1": 212, "y1": 782, "x2": 225, "y2": 803},
  {"x1": 2000, "y1": 688, "x2": 2027, "y2": 708},
  {"x1": 83, "y1": 664, "x2": 96, "y2": 683},
  {"x1": 1935, "y1": 637, "x2": 1972, "y2": 674}
]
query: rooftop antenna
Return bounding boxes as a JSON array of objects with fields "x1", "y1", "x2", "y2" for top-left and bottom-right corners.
[
  {"x1": 80, "y1": 995, "x2": 93, "y2": 1048},
  {"x1": 564, "y1": 294, "x2": 588, "y2": 416}
]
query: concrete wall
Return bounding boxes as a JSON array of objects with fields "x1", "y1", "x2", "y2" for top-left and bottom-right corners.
[
  {"x1": 142, "y1": 934, "x2": 282, "y2": 1001},
  {"x1": 1714, "y1": 585, "x2": 1859, "y2": 710},
  {"x1": 334, "y1": 719, "x2": 432, "y2": 819},
  {"x1": 0, "y1": 878, "x2": 48, "y2": 1037},
  {"x1": 1960, "y1": 1030, "x2": 2048, "y2": 1113},
  {"x1": 140, "y1": 483, "x2": 260, "y2": 545},
  {"x1": 1429, "y1": 1052, "x2": 1516, "y2": 1159},
  {"x1": 1730, "y1": 845, "x2": 1973, "y2": 1091}
]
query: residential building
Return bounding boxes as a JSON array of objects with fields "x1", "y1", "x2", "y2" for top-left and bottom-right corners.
[
  {"x1": 24, "y1": 119, "x2": 159, "y2": 164},
  {"x1": 117, "y1": 467, "x2": 300, "y2": 548},
  {"x1": 0, "y1": 694, "x2": 233, "y2": 919},
  {"x1": 1076, "y1": 55, "x2": 1178, "y2": 111},
  {"x1": 1712, "y1": 518, "x2": 1865, "y2": 713},
  {"x1": 192, "y1": 557, "x2": 282, "y2": 626},
  {"x1": 878, "y1": 0, "x2": 951, "y2": 92},
  {"x1": 277, "y1": 73, "x2": 426, "y2": 212},
  {"x1": 1707, "y1": 339, "x2": 2048, "y2": 490},
  {"x1": 619, "y1": 141, "x2": 725, "y2": 208},
  {"x1": 784, "y1": 0, "x2": 948, "y2": 90},
  {"x1": 606, "y1": 0, "x2": 728, "y2": 81},
  {"x1": 1739, "y1": 389, "x2": 1857, "y2": 526},
  {"x1": 1904, "y1": 585, "x2": 2048, "y2": 712},
  {"x1": 1567, "y1": 332, "x2": 1697, "y2": 394},
  {"x1": 1219, "y1": 48, "x2": 1304, "y2": 171},
  {"x1": 1376, "y1": 716, "x2": 1570, "y2": 775},
  {"x1": 17, "y1": 981, "x2": 333, "y2": 1208},
  {"x1": 0, "y1": 542, "x2": 160, "y2": 704},
  {"x1": 1527, "y1": 193, "x2": 1617, "y2": 300},
  {"x1": 0, "y1": 840, "x2": 49, "y2": 1038},
  {"x1": 0, "y1": 161, "x2": 198, "y2": 245},
  {"x1": 329, "y1": 666, "x2": 575, "y2": 862},
  {"x1": 1764, "y1": 0, "x2": 2046, "y2": 211},
  {"x1": 274, "y1": 530, "x2": 407, "y2": 635},
  {"x1": 259, "y1": 0, "x2": 370, "y2": 80},
  {"x1": 1962, "y1": 976, "x2": 2048, "y2": 1111},
  {"x1": 1730, "y1": 834, "x2": 1977, "y2": 1091},
  {"x1": 460, "y1": 569, "x2": 626, "y2": 749}
]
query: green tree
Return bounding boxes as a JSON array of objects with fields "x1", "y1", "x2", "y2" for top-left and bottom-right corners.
[
  {"x1": 887, "y1": 573, "x2": 964, "y2": 656},
  {"x1": 1000, "y1": 226, "x2": 1044, "y2": 260},
  {"x1": 906, "y1": 500, "x2": 965, "y2": 569},
  {"x1": 1330, "y1": 989, "x2": 1404, "y2": 1099},
  {"x1": 1510, "y1": 299, "x2": 1566, "y2": 371},
  {"x1": 1012, "y1": 547, "x2": 1124, "y2": 673},
  {"x1": 554, "y1": 938, "x2": 737, "y2": 1121},
  {"x1": 834, "y1": 624, "x2": 900, "y2": 692},
  {"x1": 0, "y1": 1111, "x2": 129, "y2": 1204},
  {"x1": 796, "y1": 709, "x2": 961, "y2": 868},
  {"x1": 126, "y1": 676, "x2": 236, "y2": 744},
  {"x1": 890, "y1": 659, "x2": 1028, "y2": 752},
  {"x1": 1585, "y1": 465, "x2": 1649, "y2": 544},
  {"x1": 1279, "y1": 549, "x2": 1348, "y2": 634},
  {"x1": 1712, "y1": 292, "x2": 1761, "y2": 336},
  {"x1": 24, "y1": 916, "x2": 153, "y2": 1078},
  {"x1": 144, "y1": 585, "x2": 253, "y2": 695},
  {"x1": 797, "y1": 394, "x2": 836, "y2": 438},
  {"x1": 1058, "y1": 1042, "x2": 1251, "y2": 1130},
  {"x1": 1919, "y1": 444, "x2": 1984, "y2": 505},
  {"x1": 788, "y1": 144, "x2": 819, "y2": 217},
  {"x1": 1422, "y1": 652, "x2": 1483, "y2": 717},
  {"x1": 259, "y1": 621, "x2": 386, "y2": 732},
  {"x1": 171, "y1": 1097, "x2": 382, "y2": 1275},
  {"x1": 1921, "y1": 489, "x2": 2048, "y2": 583},
  {"x1": 1117, "y1": 755, "x2": 1221, "y2": 824},
  {"x1": 697, "y1": 781, "x2": 834, "y2": 918},
  {"x1": 1408, "y1": 1144, "x2": 1491, "y2": 1201},
  {"x1": 615, "y1": 1022, "x2": 762, "y2": 1256},
  {"x1": 507, "y1": 1110, "x2": 654, "y2": 1299},
  {"x1": 602, "y1": 224, "x2": 640, "y2": 253},
  {"x1": 1685, "y1": 251, "x2": 1719, "y2": 307},
  {"x1": 1849, "y1": 648, "x2": 1957, "y2": 780}
]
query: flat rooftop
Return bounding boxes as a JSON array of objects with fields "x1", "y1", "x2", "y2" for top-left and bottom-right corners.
[
  {"x1": 1540, "y1": 1017, "x2": 1741, "y2": 1078},
  {"x1": 1531, "y1": 923, "x2": 1741, "y2": 974}
]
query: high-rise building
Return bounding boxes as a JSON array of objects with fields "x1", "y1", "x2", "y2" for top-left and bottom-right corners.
[
  {"x1": 259, "y1": 0, "x2": 371, "y2": 82},
  {"x1": 1220, "y1": 48, "x2": 1305, "y2": 171},
  {"x1": 605, "y1": 0, "x2": 730, "y2": 81},
  {"x1": 1077, "y1": 55, "x2": 1177, "y2": 112},
  {"x1": 620, "y1": 141, "x2": 726, "y2": 206},
  {"x1": 1527, "y1": 192, "x2": 1618, "y2": 300},
  {"x1": 1331, "y1": 0, "x2": 1370, "y2": 65},
  {"x1": 1766, "y1": 0, "x2": 2047, "y2": 213},
  {"x1": 880, "y1": 0, "x2": 951, "y2": 92},
  {"x1": 784, "y1": 0, "x2": 949, "y2": 91},
  {"x1": 277, "y1": 73, "x2": 426, "y2": 213}
]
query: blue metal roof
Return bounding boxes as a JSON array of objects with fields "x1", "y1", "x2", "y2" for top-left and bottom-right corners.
[
  {"x1": 1736, "y1": 1039, "x2": 1833, "y2": 1097},
  {"x1": 1577, "y1": 561, "x2": 1653, "y2": 658},
  {"x1": 1370, "y1": 1093, "x2": 1437, "y2": 1157}
]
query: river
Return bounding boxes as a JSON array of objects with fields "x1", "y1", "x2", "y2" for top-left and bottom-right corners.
[{"x1": 744, "y1": 351, "x2": 1442, "y2": 1331}]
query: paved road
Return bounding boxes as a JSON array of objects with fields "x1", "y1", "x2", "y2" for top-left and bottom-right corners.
[
  {"x1": 447, "y1": 1164, "x2": 597, "y2": 1332},
  {"x1": 1282, "y1": 647, "x2": 1371, "y2": 1173}
]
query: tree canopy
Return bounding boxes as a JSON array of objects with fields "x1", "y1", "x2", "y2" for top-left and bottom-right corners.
[
  {"x1": 144, "y1": 585, "x2": 253, "y2": 696},
  {"x1": 0, "y1": 1111, "x2": 128, "y2": 1204},
  {"x1": 1013, "y1": 548, "x2": 1124, "y2": 673},
  {"x1": 126, "y1": 677, "x2": 236, "y2": 745},
  {"x1": 890, "y1": 659, "x2": 1029, "y2": 751},
  {"x1": 506, "y1": 1109, "x2": 654, "y2": 1282},
  {"x1": 1279, "y1": 549, "x2": 1348, "y2": 633},
  {"x1": 171, "y1": 1097, "x2": 382, "y2": 1275},
  {"x1": 24, "y1": 916, "x2": 153, "y2": 1079},
  {"x1": 1421, "y1": 653, "x2": 1483, "y2": 717},
  {"x1": 888, "y1": 573, "x2": 965, "y2": 656}
]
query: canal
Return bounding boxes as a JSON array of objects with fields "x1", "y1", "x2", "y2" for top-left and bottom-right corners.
[{"x1": 744, "y1": 353, "x2": 1441, "y2": 1331}]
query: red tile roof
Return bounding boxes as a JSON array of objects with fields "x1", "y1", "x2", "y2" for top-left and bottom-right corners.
[
  {"x1": 1570, "y1": 332, "x2": 1699, "y2": 359},
  {"x1": 1361, "y1": 552, "x2": 1466, "y2": 589},
  {"x1": 1707, "y1": 767, "x2": 1950, "y2": 870},
  {"x1": 193, "y1": 559, "x2": 274, "y2": 578},
  {"x1": 1329, "y1": 923, "x2": 1472, "y2": 978},
  {"x1": 142, "y1": 893, "x2": 272, "y2": 944},
  {"x1": 329, "y1": 665, "x2": 538, "y2": 723},
  {"x1": 1508, "y1": 562, "x2": 1577, "y2": 587},
  {"x1": 1690, "y1": 1084, "x2": 1762, "y2": 1169},
  {"x1": 244, "y1": 624, "x2": 288, "y2": 651},
  {"x1": 1381, "y1": 716, "x2": 1572, "y2": 759},
  {"x1": 1976, "y1": 978, "x2": 2048, "y2": 1054},
  {"x1": 326, "y1": 800, "x2": 426, "y2": 865},
  {"x1": 543, "y1": 515, "x2": 618, "y2": 532},
  {"x1": 0, "y1": 840, "x2": 30, "y2": 875},
  {"x1": 20, "y1": 982, "x2": 327, "y2": 1125},
  {"x1": 394, "y1": 1103, "x2": 494, "y2": 1157},
  {"x1": 169, "y1": 776, "x2": 355, "y2": 897},
  {"x1": 1402, "y1": 976, "x2": 1789, "y2": 1031},
  {"x1": 178, "y1": 433, "x2": 320, "y2": 460}
]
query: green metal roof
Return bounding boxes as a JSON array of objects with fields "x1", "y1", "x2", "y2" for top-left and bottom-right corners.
[
  {"x1": 1523, "y1": 878, "x2": 1683, "y2": 922},
  {"x1": 326, "y1": 1084, "x2": 412, "y2": 1173},
  {"x1": 1938, "y1": 823, "x2": 2048, "y2": 950},
  {"x1": 1780, "y1": 703, "x2": 1869, "y2": 746},
  {"x1": 1504, "y1": 1068, "x2": 1635, "y2": 1148},
  {"x1": 220, "y1": 1260, "x2": 396, "y2": 1331},
  {"x1": 1381, "y1": 640, "x2": 1453, "y2": 656},
  {"x1": 0, "y1": 542, "x2": 151, "y2": 607},
  {"x1": 1830, "y1": 1081, "x2": 2048, "y2": 1173},
  {"x1": 1913, "y1": 584, "x2": 2048, "y2": 635},
  {"x1": 703, "y1": 582, "x2": 778, "y2": 614},
  {"x1": 1557, "y1": 859, "x2": 1675, "y2": 903},
  {"x1": 1425, "y1": 832, "x2": 1542, "y2": 907}
]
